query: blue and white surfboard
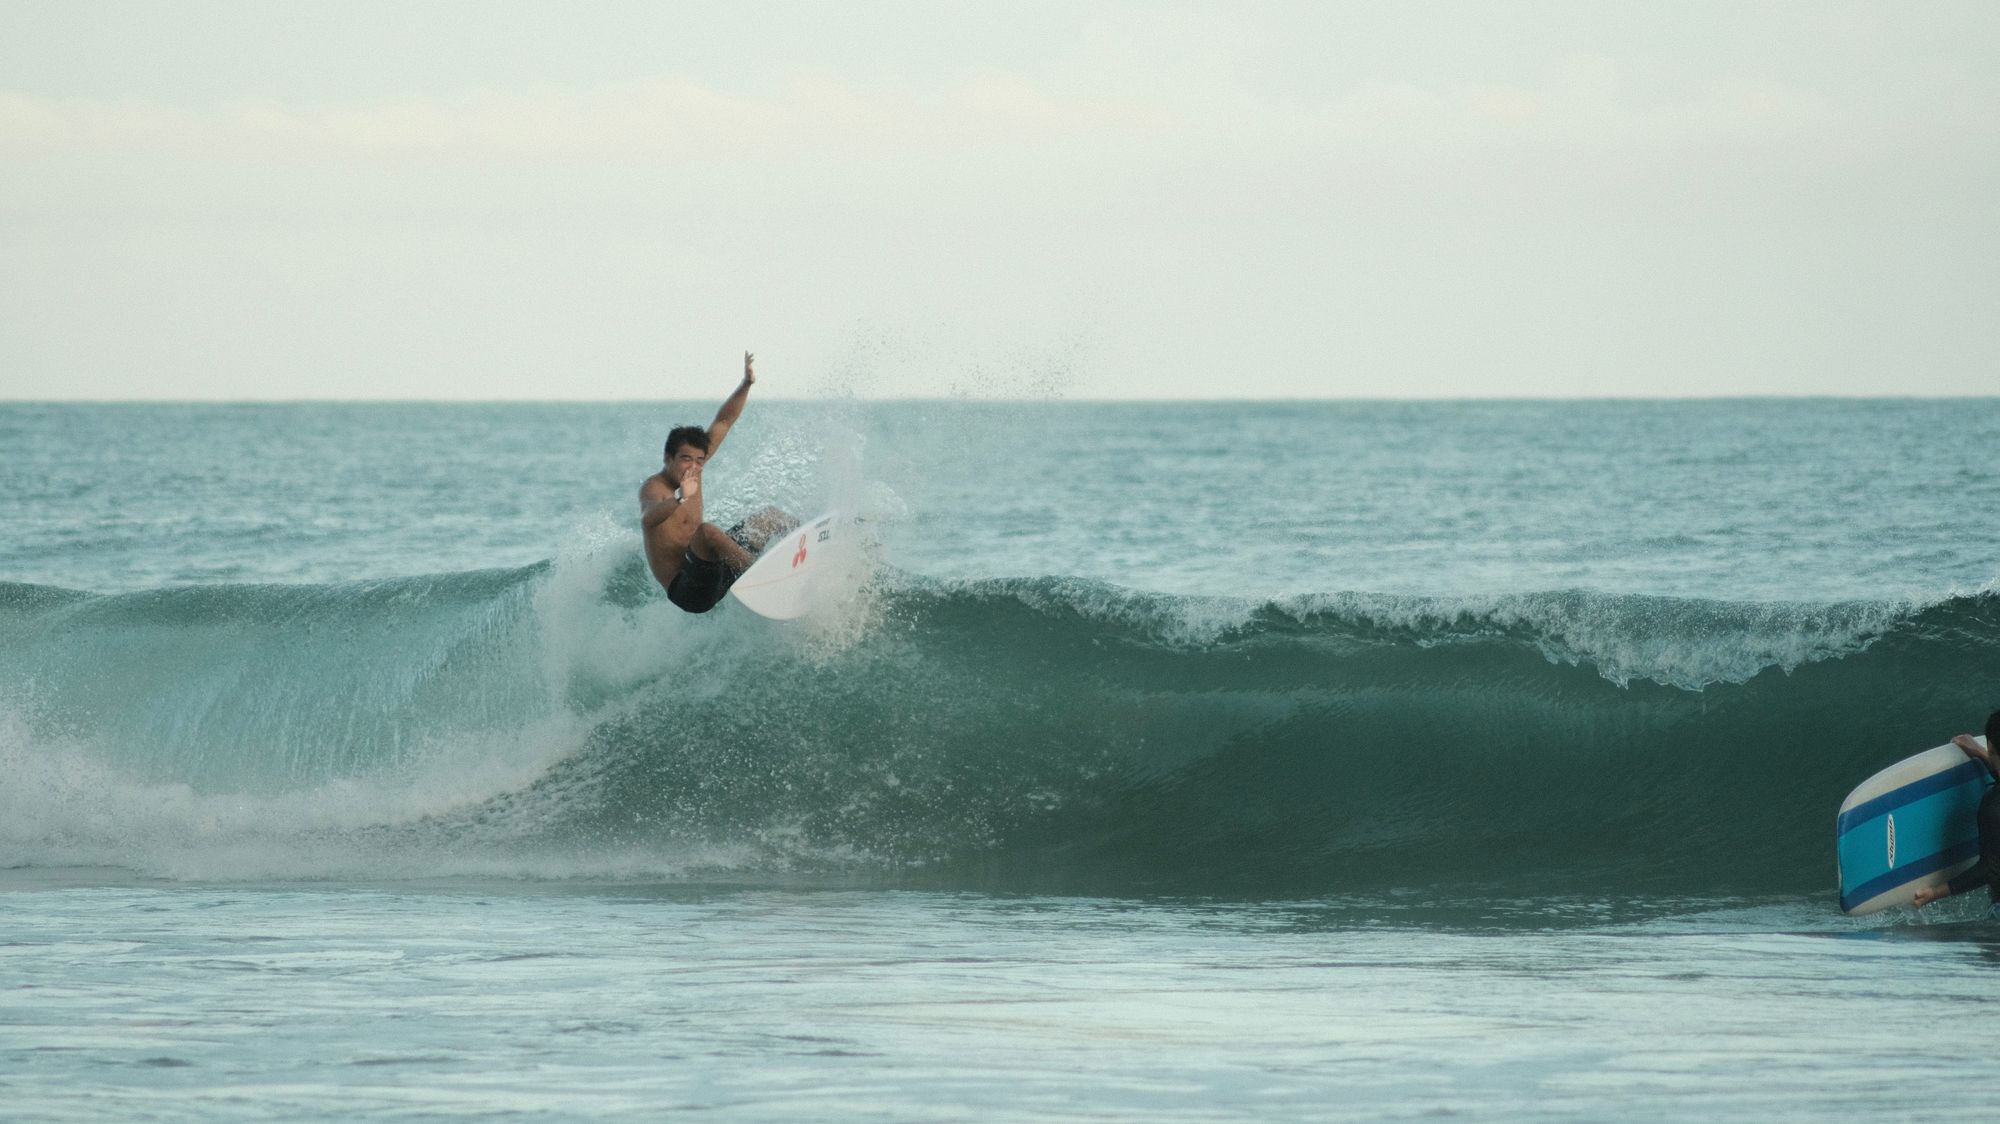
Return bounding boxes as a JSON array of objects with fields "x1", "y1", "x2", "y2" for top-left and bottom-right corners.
[{"x1": 1837, "y1": 738, "x2": 1993, "y2": 915}]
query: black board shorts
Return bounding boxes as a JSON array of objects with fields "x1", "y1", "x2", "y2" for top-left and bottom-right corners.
[{"x1": 666, "y1": 522, "x2": 754, "y2": 614}]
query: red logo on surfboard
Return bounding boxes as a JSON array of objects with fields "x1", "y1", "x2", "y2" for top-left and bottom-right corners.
[{"x1": 792, "y1": 534, "x2": 808, "y2": 568}]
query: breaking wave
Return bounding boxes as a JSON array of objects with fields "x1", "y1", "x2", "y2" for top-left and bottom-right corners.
[{"x1": 4, "y1": 552, "x2": 1998, "y2": 899}]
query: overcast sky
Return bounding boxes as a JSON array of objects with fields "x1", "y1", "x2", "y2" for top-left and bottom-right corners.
[{"x1": 3, "y1": 1, "x2": 1995, "y2": 399}]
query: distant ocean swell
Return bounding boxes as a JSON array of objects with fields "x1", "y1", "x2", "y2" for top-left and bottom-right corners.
[{"x1": 3, "y1": 563, "x2": 1998, "y2": 897}]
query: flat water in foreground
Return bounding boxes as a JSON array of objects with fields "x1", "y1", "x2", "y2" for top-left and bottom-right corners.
[{"x1": 5, "y1": 875, "x2": 1997, "y2": 1121}]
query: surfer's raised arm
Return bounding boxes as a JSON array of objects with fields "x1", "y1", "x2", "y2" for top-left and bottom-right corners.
[{"x1": 704, "y1": 351, "x2": 756, "y2": 457}]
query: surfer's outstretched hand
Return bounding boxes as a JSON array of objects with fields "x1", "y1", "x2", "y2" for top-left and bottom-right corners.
[
  {"x1": 1913, "y1": 885, "x2": 1946, "y2": 908},
  {"x1": 743, "y1": 351, "x2": 756, "y2": 385}
]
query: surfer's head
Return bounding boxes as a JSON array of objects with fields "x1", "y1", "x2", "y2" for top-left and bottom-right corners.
[
  {"x1": 663, "y1": 426, "x2": 710, "y2": 485},
  {"x1": 664, "y1": 427, "x2": 710, "y2": 461},
  {"x1": 1987, "y1": 710, "x2": 2000, "y2": 749}
]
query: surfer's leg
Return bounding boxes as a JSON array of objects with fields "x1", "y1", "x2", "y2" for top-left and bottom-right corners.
[
  {"x1": 738, "y1": 506, "x2": 796, "y2": 553},
  {"x1": 688, "y1": 522, "x2": 755, "y2": 571}
]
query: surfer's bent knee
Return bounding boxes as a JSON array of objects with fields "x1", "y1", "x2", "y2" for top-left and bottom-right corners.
[{"x1": 687, "y1": 522, "x2": 734, "y2": 561}]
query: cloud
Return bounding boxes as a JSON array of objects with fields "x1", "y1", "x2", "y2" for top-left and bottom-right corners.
[
  {"x1": 0, "y1": 71, "x2": 1173, "y2": 164},
  {"x1": 0, "y1": 51, "x2": 1864, "y2": 169},
  {"x1": 1216, "y1": 55, "x2": 1854, "y2": 157}
]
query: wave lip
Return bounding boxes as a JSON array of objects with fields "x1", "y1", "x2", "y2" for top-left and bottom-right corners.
[{"x1": 907, "y1": 575, "x2": 1949, "y2": 689}]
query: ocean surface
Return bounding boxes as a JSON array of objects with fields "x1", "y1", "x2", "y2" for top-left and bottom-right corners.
[{"x1": 5, "y1": 398, "x2": 2000, "y2": 1120}]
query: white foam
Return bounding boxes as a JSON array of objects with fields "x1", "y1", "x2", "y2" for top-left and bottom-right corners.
[
  {"x1": 0, "y1": 698, "x2": 597, "y2": 878},
  {"x1": 1276, "y1": 589, "x2": 1929, "y2": 690},
  {"x1": 935, "y1": 575, "x2": 1260, "y2": 648},
  {"x1": 903, "y1": 578, "x2": 1945, "y2": 689}
]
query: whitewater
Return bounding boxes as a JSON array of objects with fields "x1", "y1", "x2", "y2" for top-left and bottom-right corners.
[{"x1": 5, "y1": 399, "x2": 2000, "y2": 1120}]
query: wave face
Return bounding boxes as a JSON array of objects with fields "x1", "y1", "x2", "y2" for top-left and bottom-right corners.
[{"x1": 4, "y1": 558, "x2": 1999, "y2": 898}]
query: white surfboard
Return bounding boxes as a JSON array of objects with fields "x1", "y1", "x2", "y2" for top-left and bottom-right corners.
[
  {"x1": 1836, "y1": 737, "x2": 1993, "y2": 915},
  {"x1": 728, "y1": 511, "x2": 854, "y2": 620}
]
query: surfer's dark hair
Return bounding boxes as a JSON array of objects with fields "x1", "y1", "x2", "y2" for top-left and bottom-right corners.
[
  {"x1": 664, "y1": 426, "x2": 710, "y2": 459},
  {"x1": 1987, "y1": 710, "x2": 2000, "y2": 749}
]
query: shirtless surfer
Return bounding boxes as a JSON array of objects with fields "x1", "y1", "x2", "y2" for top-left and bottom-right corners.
[{"x1": 640, "y1": 352, "x2": 793, "y2": 613}]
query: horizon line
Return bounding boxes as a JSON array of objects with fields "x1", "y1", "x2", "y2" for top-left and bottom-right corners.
[{"x1": 4, "y1": 393, "x2": 1999, "y2": 406}]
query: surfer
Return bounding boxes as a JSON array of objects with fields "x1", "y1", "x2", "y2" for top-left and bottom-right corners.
[
  {"x1": 640, "y1": 352, "x2": 794, "y2": 613},
  {"x1": 1911, "y1": 710, "x2": 2000, "y2": 914}
]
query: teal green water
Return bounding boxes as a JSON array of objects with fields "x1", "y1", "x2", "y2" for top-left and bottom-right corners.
[
  {"x1": 4, "y1": 400, "x2": 2000, "y2": 1119},
  {"x1": 6, "y1": 399, "x2": 1997, "y2": 600},
  {"x1": 5, "y1": 877, "x2": 1995, "y2": 1121}
]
